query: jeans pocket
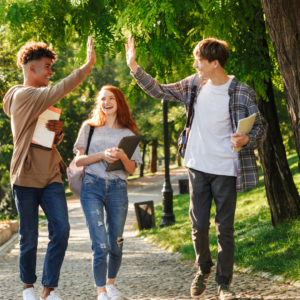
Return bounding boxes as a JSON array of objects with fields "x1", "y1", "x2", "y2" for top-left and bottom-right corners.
[
  {"x1": 83, "y1": 174, "x2": 96, "y2": 186},
  {"x1": 117, "y1": 180, "x2": 127, "y2": 191}
]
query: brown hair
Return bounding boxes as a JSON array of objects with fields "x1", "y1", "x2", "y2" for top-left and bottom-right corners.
[
  {"x1": 85, "y1": 85, "x2": 138, "y2": 135},
  {"x1": 17, "y1": 41, "x2": 57, "y2": 67},
  {"x1": 193, "y1": 38, "x2": 229, "y2": 68}
]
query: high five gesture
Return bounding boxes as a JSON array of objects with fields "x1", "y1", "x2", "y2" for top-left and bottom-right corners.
[
  {"x1": 125, "y1": 37, "x2": 138, "y2": 73},
  {"x1": 86, "y1": 36, "x2": 96, "y2": 68}
]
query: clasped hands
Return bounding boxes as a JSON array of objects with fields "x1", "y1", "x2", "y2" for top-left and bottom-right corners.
[
  {"x1": 103, "y1": 148, "x2": 127, "y2": 164},
  {"x1": 231, "y1": 133, "x2": 249, "y2": 148}
]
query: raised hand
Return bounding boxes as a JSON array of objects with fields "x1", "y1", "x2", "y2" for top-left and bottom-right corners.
[
  {"x1": 125, "y1": 36, "x2": 138, "y2": 73},
  {"x1": 86, "y1": 36, "x2": 96, "y2": 68}
]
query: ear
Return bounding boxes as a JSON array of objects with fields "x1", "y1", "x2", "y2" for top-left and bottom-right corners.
[
  {"x1": 213, "y1": 60, "x2": 219, "y2": 68},
  {"x1": 29, "y1": 65, "x2": 35, "y2": 74}
]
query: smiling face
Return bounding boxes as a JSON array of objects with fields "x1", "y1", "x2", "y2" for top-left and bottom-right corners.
[
  {"x1": 193, "y1": 56, "x2": 218, "y2": 79},
  {"x1": 26, "y1": 57, "x2": 54, "y2": 87},
  {"x1": 99, "y1": 89, "x2": 118, "y2": 116}
]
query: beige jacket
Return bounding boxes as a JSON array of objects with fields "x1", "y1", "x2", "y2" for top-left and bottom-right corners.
[{"x1": 3, "y1": 64, "x2": 91, "y2": 187}]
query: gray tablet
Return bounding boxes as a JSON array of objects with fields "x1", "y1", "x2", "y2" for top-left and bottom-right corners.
[{"x1": 106, "y1": 135, "x2": 142, "y2": 172}]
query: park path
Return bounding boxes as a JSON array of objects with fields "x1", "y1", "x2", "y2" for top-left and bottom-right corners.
[{"x1": 0, "y1": 167, "x2": 299, "y2": 300}]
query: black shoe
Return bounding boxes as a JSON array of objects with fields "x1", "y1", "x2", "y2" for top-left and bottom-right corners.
[
  {"x1": 218, "y1": 284, "x2": 236, "y2": 300},
  {"x1": 190, "y1": 269, "x2": 212, "y2": 298}
]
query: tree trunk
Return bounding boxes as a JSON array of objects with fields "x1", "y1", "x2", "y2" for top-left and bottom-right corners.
[
  {"x1": 150, "y1": 139, "x2": 158, "y2": 173},
  {"x1": 140, "y1": 142, "x2": 147, "y2": 178},
  {"x1": 258, "y1": 78, "x2": 300, "y2": 225},
  {"x1": 254, "y1": 5, "x2": 300, "y2": 225},
  {"x1": 260, "y1": 0, "x2": 300, "y2": 170}
]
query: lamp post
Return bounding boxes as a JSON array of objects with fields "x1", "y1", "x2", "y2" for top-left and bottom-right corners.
[{"x1": 160, "y1": 99, "x2": 175, "y2": 227}]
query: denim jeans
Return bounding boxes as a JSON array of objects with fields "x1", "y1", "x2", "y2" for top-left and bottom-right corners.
[
  {"x1": 188, "y1": 168, "x2": 237, "y2": 285},
  {"x1": 12, "y1": 182, "x2": 70, "y2": 287},
  {"x1": 80, "y1": 173, "x2": 128, "y2": 288}
]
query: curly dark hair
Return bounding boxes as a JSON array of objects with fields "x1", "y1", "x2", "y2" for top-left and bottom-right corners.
[{"x1": 17, "y1": 41, "x2": 57, "y2": 67}]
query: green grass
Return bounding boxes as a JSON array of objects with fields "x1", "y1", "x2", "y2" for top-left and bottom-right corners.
[
  {"x1": 38, "y1": 214, "x2": 47, "y2": 222},
  {"x1": 138, "y1": 153, "x2": 300, "y2": 282}
]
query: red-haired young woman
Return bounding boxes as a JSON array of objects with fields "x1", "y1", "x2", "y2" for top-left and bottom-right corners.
[{"x1": 73, "y1": 86, "x2": 142, "y2": 300}]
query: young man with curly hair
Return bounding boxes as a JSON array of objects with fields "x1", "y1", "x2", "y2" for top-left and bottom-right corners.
[
  {"x1": 3, "y1": 37, "x2": 96, "y2": 300},
  {"x1": 125, "y1": 37, "x2": 268, "y2": 300}
]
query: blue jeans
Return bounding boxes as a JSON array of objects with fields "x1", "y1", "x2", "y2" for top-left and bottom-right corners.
[
  {"x1": 81, "y1": 173, "x2": 128, "y2": 288},
  {"x1": 12, "y1": 182, "x2": 70, "y2": 287}
]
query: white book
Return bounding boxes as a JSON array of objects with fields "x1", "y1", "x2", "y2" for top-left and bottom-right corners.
[
  {"x1": 233, "y1": 113, "x2": 257, "y2": 153},
  {"x1": 31, "y1": 107, "x2": 61, "y2": 149}
]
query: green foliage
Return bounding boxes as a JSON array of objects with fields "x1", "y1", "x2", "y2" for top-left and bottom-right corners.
[
  {"x1": 198, "y1": 0, "x2": 274, "y2": 99},
  {"x1": 273, "y1": 85, "x2": 296, "y2": 153},
  {"x1": 0, "y1": 182, "x2": 17, "y2": 220},
  {"x1": 1, "y1": 0, "x2": 297, "y2": 217}
]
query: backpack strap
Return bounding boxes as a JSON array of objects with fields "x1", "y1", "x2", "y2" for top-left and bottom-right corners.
[
  {"x1": 186, "y1": 74, "x2": 201, "y2": 128},
  {"x1": 86, "y1": 126, "x2": 95, "y2": 155}
]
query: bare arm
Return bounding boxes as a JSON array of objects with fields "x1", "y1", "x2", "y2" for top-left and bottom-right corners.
[
  {"x1": 75, "y1": 147, "x2": 119, "y2": 167},
  {"x1": 13, "y1": 37, "x2": 96, "y2": 122},
  {"x1": 114, "y1": 148, "x2": 136, "y2": 175},
  {"x1": 125, "y1": 37, "x2": 188, "y2": 103}
]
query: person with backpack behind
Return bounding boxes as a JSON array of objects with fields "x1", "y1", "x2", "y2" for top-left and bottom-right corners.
[
  {"x1": 73, "y1": 85, "x2": 142, "y2": 300},
  {"x1": 125, "y1": 37, "x2": 268, "y2": 300}
]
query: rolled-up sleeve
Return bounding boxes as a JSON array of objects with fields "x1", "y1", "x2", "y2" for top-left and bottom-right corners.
[{"x1": 243, "y1": 91, "x2": 268, "y2": 150}]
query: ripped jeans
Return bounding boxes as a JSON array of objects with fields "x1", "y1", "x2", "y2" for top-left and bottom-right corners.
[{"x1": 80, "y1": 173, "x2": 128, "y2": 287}]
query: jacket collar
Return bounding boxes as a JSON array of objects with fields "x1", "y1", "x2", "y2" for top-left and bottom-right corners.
[{"x1": 228, "y1": 77, "x2": 238, "y2": 96}]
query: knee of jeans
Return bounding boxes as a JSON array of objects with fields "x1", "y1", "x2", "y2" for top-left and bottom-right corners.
[
  {"x1": 215, "y1": 224, "x2": 234, "y2": 237},
  {"x1": 19, "y1": 233, "x2": 38, "y2": 249},
  {"x1": 191, "y1": 223, "x2": 210, "y2": 236},
  {"x1": 55, "y1": 222, "x2": 70, "y2": 241},
  {"x1": 93, "y1": 242, "x2": 109, "y2": 257}
]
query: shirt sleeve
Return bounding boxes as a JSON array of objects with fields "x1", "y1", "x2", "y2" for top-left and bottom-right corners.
[
  {"x1": 127, "y1": 130, "x2": 143, "y2": 168},
  {"x1": 12, "y1": 65, "x2": 91, "y2": 123},
  {"x1": 73, "y1": 123, "x2": 90, "y2": 153},
  {"x1": 54, "y1": 132, "x2": 64, "y2": 145},
  {"x1": 130, "y1": 143, "x2": 143, "y2": 168},
  {"x1": 243, "y1": 89, "x2": 268, "y2": 150},
  {"x1": 130, "y1": 66, "x2": 190, "y2": 104}
]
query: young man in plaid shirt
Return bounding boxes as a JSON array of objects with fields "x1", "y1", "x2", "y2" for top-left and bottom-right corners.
[{"x1": 125, "y1": 37, "x2": 268, "y2": 300}]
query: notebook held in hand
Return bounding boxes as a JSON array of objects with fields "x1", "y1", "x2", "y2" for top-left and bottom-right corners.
[{"x1": 106, "y1": 135, "x2": 142, "y2": 172}]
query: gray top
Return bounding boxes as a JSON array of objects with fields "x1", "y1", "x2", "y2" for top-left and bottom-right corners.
[{"x1": 73, "y1": 123, "x2": 143, "y2": 181}]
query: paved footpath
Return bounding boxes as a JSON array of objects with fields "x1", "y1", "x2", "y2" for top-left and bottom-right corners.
[{"x1": 0, "y1": 168, "x2": 299, "y2": 300}]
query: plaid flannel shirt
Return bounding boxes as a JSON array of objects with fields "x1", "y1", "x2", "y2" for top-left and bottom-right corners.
[{"x1": 131, "y1": 67, "x2": 268, "y2": 192}]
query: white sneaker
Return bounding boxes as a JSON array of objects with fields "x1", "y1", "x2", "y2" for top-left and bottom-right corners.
[
  {"x1": 40, "y1": 291, "x2": 62, "y2": 300},
  {"x1": 98, "y1": 292, "x2": 111, "y2": 300},
  {"x1": 23, "y1": 288, "x2": 37, "y2": 300},
  {"x1": 106, "y1": 285, "x2": 123, "y2": 300}
]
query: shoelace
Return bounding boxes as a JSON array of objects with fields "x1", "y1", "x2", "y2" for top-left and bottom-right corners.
[
  {"x1": 24, "y1": 289, "x2": 36, "y2": 299},
  {"x1": 193, "y1": 271, "x2": 206, "y2": 285},
  {"x1": 99, "y1": 292, "x2": 110, "y2": 300},
  {"x1": 46, "y1": 291, "x2": 59, "y2": 300},
  {"x1": 108, "y1": 287, "x2": 121, "y2": 298}
]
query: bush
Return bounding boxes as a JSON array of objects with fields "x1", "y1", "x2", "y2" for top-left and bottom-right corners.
[{"x1": 0, "y1": 182, "x2": 18, "y2": 220}]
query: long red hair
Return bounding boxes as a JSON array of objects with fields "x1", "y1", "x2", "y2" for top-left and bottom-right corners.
[{"x1": 85, "y1": 85, "x2": 138, "y2": 135}]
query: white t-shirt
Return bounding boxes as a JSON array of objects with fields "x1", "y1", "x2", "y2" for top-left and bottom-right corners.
[{"x1": 183, "y1": 76, "x2": 238, "y2": 177}]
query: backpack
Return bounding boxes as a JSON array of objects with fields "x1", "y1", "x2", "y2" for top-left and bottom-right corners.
[
  {"x1": 178, "y1": 74, "x2": 201, "y2": 158},
  {"x1": 67, "y1": 126, "x2": 95, "y2": 198}
]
